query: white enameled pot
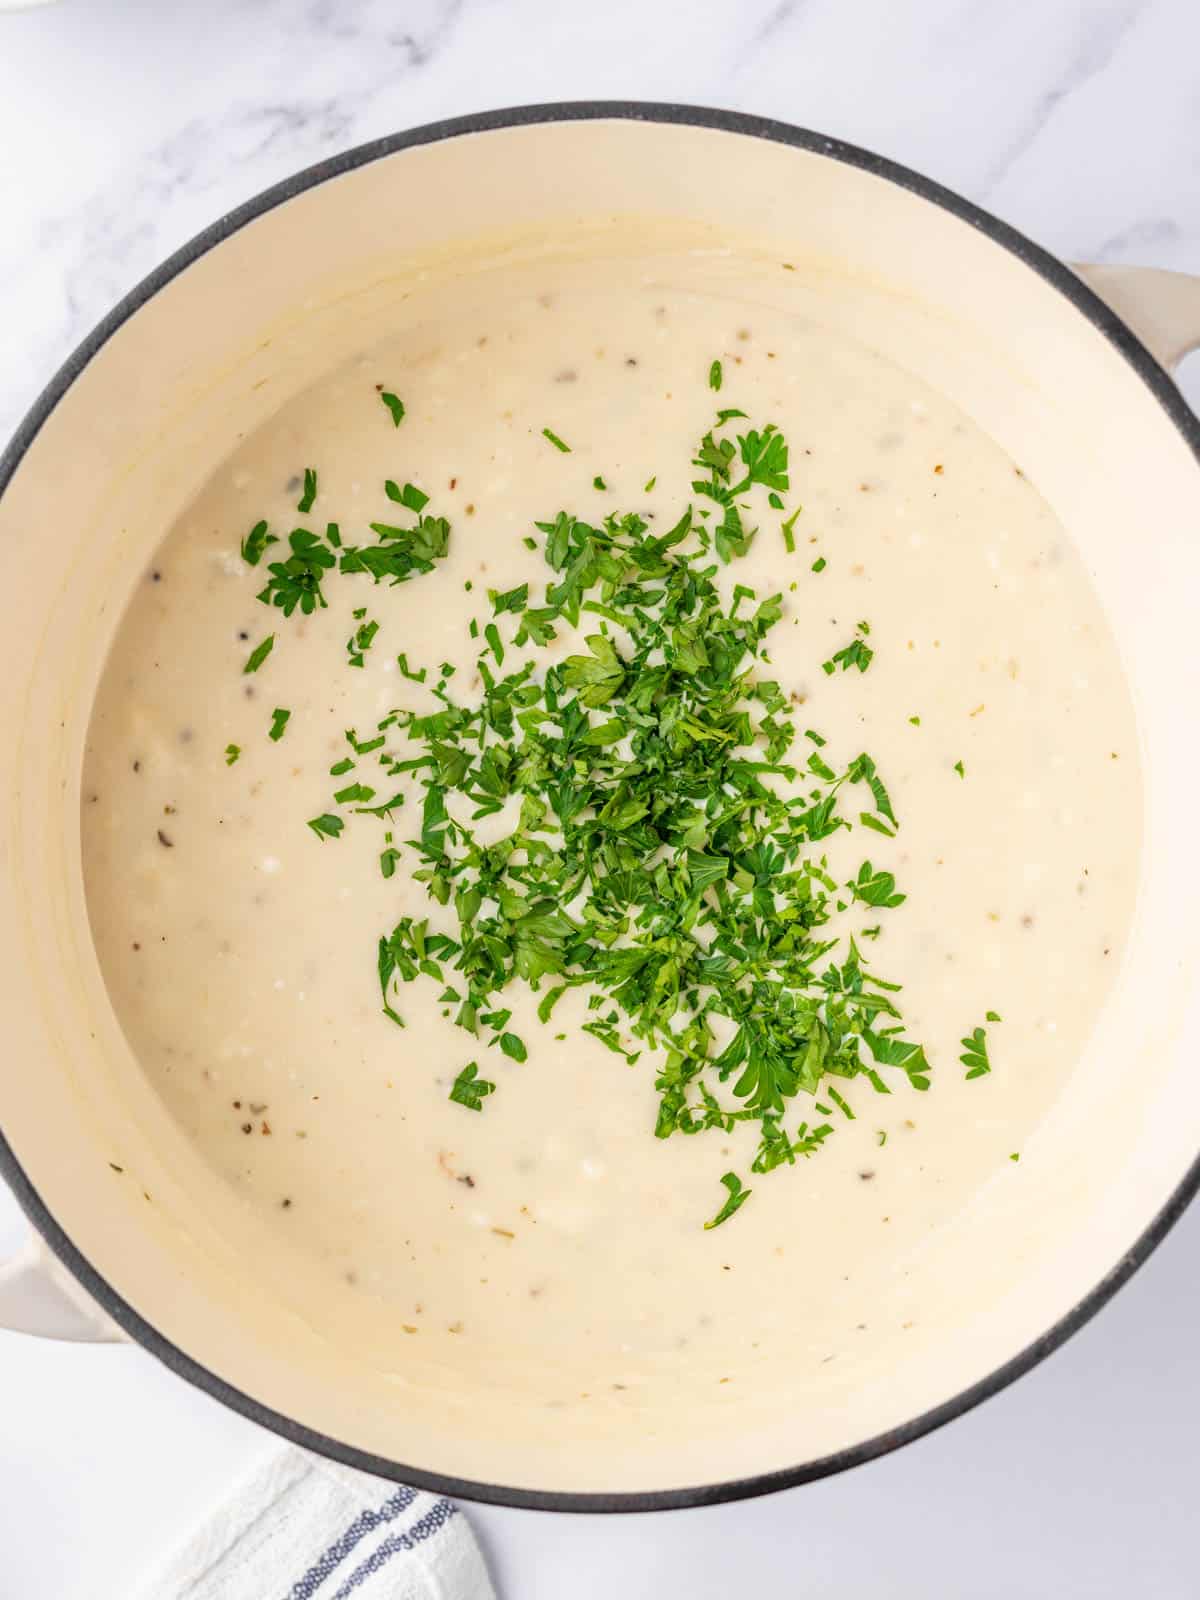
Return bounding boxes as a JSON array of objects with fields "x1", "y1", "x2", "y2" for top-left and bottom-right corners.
[{"x1": 2, "y1": 105, "x2": 1200, "y2": 1511}]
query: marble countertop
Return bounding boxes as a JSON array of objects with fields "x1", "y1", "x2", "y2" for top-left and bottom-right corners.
[{"x1": 2, "y1": 1, "x2": 1199, "y2": 1595}]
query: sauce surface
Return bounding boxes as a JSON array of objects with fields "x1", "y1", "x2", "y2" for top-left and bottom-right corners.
[{"x1": 82, "y1": 257, "x2": 1139, "y2": 1391}]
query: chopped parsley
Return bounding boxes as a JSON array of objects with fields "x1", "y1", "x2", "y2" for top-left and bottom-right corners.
[
  {"x1": 224, "y1": 743, "x2": 241, "y2": 766},
  {"x1": 449, "y1": 1061, "x2": 495, "y2": 1111},
  {"x1": 491, "y1": 583, "x2": 528, "y2": 616},
  {"x1": 781, "y1": 505, "x2": 801, "y2": 553},
  {"x1": 704, "y1": 1172, "x2": 750, "y2": 1230},
  {"x1": 709, "y1": 359, "x2": 723, "y2": 392},
  {"x1": 380, "y1": 391, "x2": 405, "y2": 427},
  {"x1": 297, "y1": 468, "x2": 317, "y2": 514},
  {"x1": 386, "y1": 480, "x2": 429, "y2": 513},
  {"x1": 954, "y1": 759, "x2": 965, "y2": 778},
  {"x1": 849, "y1": 861, "x2": 905, "y2": 908},
  {"x1": 960, "y1": 1025, "x2": 993, "y2": 1079},
  {"x1": 307, "y1": 813, "x2": 344, "y2": 842},
  {"x1": 258, "y1": 530, "x2": 336, "y2": 617},
  {"x1": 245, "y1": 480, "x2": 451, "y2": 629},
  {"x1": 248, "y1": 374, "x2": 937, "y2": 1227},
  {"x1": 822, "y1": 622, "x2": 873, "y2": 676},
  {"x1": 811, "y1": 556, "x2": 826, "y2": 573},
  {"x1": 369, "y1": 400, "x2": 923, "y2": 1219},
  {"x1": 542, "y1": 427, "x2": 571, "y2": 453},
  {"x1": 346, "y1": 613, "x2": 379, "y2": 668},
  {"x1": 243, "y1": 634, "x2": 275, "y2": 674},
  {"x1": 268, "y1": 707, "x2": 291, "y2": 742},
  {"x1": 240, "y1": 520, "x2": 276, "y2": 566}
]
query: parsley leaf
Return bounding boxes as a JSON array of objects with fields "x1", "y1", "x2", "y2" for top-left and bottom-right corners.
[
  {"x1": 241, "y1": 520, "x2": 276, "y2": 566},
  {"x1": 960, "y1": 1026, "x2": 992, "y2": 1079},
  {"x1": 781, "y1": 505, "x2": 801, "y2": 553},
  {"x1": 345, "y1": 615, "x2": 379, "y2": 668},
  {"x1": 449, "y1": 1061, "x2": 495, "y2": 1111},
  {"x1": 849, "y1": 861, "x2": 906, "y2": 909},
  {"x1": 704, "y1": 1172, "x2": 751, "y2": 1229},
  {"x1": 243, "y1": 634, "x2": 275, "y2": 674},
  {"x1": 257, "y1": 530, "x2": 336, "y2": 617},
  {"x1": 307, "y1": 813, "x2": 344, "y2": 842},
  {"x1": 380, "y1": 391, "x2": 405, "y2": 427},
  {"x1": 491, "y1": 583, "x2": 529, "y2": 615},
  {"x1": 385, "y1": 480, "x2": 429, "y2": 513},
  {"x1": 822, "y1": 622, "x2": 873, "y2": 676}
]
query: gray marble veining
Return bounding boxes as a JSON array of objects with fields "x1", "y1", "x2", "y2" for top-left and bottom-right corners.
[{"x1": 2, "y1": 0, "x2": 1198, "y2": 442}]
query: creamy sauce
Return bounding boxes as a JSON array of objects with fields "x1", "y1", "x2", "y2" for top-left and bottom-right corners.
[{"x1": 82, "y1": 257, "x2": 1139, "y2": 1398}]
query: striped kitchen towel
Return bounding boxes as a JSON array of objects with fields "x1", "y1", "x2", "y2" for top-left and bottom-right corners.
[{"x1": 134, "y1": 1445, "x2": 495, "y2": 1600}]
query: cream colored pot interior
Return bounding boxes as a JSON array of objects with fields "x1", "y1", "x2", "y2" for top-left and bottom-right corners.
[{"x1": 2, "y1": 117, "x2": 1199, "y2": 1494}]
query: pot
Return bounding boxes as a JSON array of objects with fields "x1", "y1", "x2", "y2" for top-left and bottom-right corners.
[{"x1": 2, "y1": 103, "x2": 1199, "y2": 1512}]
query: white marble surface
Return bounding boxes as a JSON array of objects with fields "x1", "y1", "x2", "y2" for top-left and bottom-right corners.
[{"x1": 2, "y1": 1, "x2": 1200, "y2": 1595}]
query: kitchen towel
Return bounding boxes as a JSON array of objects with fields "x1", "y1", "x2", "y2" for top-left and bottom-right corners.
[{"x1": 133, "y1": 1444, "x2": 495, "y2": 1600}]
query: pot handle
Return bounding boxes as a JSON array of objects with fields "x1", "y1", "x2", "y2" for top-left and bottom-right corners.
[
  {"x1": 1074, "y1": 264, "x2": 1200, "y2": 373},
  {"x1": 0, "y1": 1234, "x2": 123, "y2": 1342}
]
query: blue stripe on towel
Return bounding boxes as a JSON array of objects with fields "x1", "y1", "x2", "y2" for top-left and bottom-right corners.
[
  {"x1": 286, "y1": 1485, "x2": 420, "y2": 1599},
  {"x1": 329, "y1": 1500, "x2": 459, "y2": 1599}
]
